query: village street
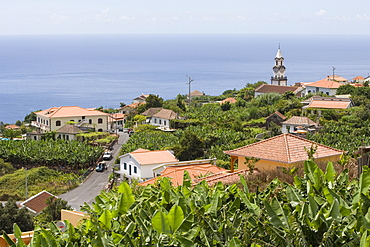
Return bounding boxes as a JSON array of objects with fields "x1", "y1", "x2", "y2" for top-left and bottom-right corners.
[{"x1": 59, "y1": 132, "x2": 129, "y2": 211}]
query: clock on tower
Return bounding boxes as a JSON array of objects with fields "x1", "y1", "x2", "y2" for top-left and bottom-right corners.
[{"x1": 271, "y1": 46, "x2": 288, "y2": 86}]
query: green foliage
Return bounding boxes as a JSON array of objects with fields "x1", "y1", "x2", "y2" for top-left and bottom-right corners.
[
  {"x1": 0, "y1": 139, "x2": 103, "y2": 170},
  {"x1": 146, "y1": 94, "x2": 164, "y2": 108},
  {"x1": 12, "y1": 160, "x2": 370, "y2": 246},
  {"x1": 119, "y1": 130, "x2": 179, "y2": 155},
  {"x1": 0, "y1": 167, "x2": 79, "y2": 200},
  {"x1": 0, "y1": 199, "x2": 34, "y2": 234},
  {"x1": 0, "y1": 158, "x2": 15, "y2": 176},
  {"x1": 173, "y1": 131, "x2": 204, "y2": 161}
]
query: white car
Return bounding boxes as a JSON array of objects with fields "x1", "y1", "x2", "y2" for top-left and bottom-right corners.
[{"x1": 103, "y1": 151, "x2": 112, "y2": 160}]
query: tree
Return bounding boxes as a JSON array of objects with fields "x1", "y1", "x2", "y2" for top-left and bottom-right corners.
[
  {"x1": 119, "y1": 102, "x2": 126, "y2": 107},
  {"x1": 173, "y1": 131, "x2": 204, "y2": 161},
  {"x1": 0, "y1": 158, "x2": 15, "y2": 176},
  {"x1": 2, "y1": 128, "x2": 21, "y2": 140},
  {"x1": 15, "y1": 120, "x2": 22, "y2": 127},
  {"x1": 220, "y1": 101, "x2": 231, "y2": 111},
  {"x1": 23, "y1": 111, "x2": 37, "y2": 124},
  {"x1": 146, "y1": 94, "x2": 164, "y2": 108},
  {"x1": 0, "y1": 199, "x2": 34, "y2": 234}
]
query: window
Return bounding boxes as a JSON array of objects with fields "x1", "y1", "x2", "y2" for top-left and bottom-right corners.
[
  {"x1": 154, "y1": 119, "x2": 157, "y2": 124},
  {"x1": 134, "y1": 166, "x2": 137, "y2": 174},
  {"x1": 98, "y1": 118, "x2": 103, "y2": 124},
  {"x1": 89, "y1": 119, "x2": 92, "y2": 124},
  {"x1": 46, "y1": 120, "x2": 49, "y2": 126},
  {"x1": 159, "y1": 119, "x2": 162, "y2": 125},
  {"x1": 66, "y1": 135, "x2": 69, "y2": 140},
  {"x1": 124, "y1": 163, "x2": 127, "y2": 170},
  {"x1": 164, "y1": 121, "x2": 167, "y2": 126},
  {"x1": 98, "y1": 129, "x2": 103, "y2": 132}
]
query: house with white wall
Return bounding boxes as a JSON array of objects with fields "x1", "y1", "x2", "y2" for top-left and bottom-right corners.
[
  {"x1": 117, "y1": 149, "x2": 178, "y2": 182},
  {"x1": 281, "y1": 116, "x2": 318, "y2": 134},
  {"x1": 32, "y1": 106, "x2": 110, "y2": 133},
  {"x1": 150, "y1": 109, "x2": 178, "y2": 130},
  {"x1": 302, "y1": 76, "x2": 344, "y2": 96}
]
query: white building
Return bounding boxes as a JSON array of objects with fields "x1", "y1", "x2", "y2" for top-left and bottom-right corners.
[
  {"x1": 32, "y1": 106, "x2": 110, "y2": 133},
  {"x1": 117, "y1": 149, "x2": 178, "y2": 182}
]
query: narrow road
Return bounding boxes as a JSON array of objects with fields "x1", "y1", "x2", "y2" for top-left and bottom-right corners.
[{"x1": 59, "y1": 132, "x2": 128, "y2": 211}]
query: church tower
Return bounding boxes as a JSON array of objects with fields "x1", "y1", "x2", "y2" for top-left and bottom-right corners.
[{"x1": 271, "y1": 46, "x2": 287, "y2": 86}]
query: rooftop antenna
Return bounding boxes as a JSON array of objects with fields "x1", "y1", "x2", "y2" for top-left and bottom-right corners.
[{"x1": 186, "y1": 75, "x2": 194, "y2": 107}]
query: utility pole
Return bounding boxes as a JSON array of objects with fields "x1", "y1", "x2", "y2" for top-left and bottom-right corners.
[
  {"x1": 24, "y1": 167, "x2": 28, "y2": 200},
  {"x1": 332, "y1": 67, "x2": 336, "y2": 81},
  {"x1": 186, "y1": 75, "x2": 194, "y2": 107}
]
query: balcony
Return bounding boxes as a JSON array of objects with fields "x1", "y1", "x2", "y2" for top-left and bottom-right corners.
[{"x1": 31, "y1": 121, "x2": 49, "y2": 131}]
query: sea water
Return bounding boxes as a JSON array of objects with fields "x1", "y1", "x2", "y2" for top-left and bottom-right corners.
[{"x1": 0, "y1": 33, "x2": 369, "y2": 123}]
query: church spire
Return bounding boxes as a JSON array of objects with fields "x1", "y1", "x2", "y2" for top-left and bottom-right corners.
[{"x1": 271, "y1": 45, "x2": 287, "y2": 86}]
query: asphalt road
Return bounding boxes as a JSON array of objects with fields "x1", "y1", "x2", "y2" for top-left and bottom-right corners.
[{"x1": 59, "y1": 132, "x2": 129, "y2": 211}]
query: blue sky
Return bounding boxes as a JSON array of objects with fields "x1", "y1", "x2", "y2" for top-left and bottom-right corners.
[{"x1": 1, "y1": 0, "x2": 370, "y2": 35}]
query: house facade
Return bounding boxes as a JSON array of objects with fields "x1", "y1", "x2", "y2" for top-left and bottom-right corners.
[
  {"x1": 302, "y1": 76, "x2": 345, "y2": 96},
  {"x1": 224, "y1": 133, "x2": 344, "y2": 172},
  {"x1": 117, "y1": 149, "x2": 178, "y2": 182},
  {"x1": 32, "y1": 106, "x2": 110, "y2": 133},
  {"x1": 281, "y1": 116, "x2": 318, "y2": 134},
  {"x1": 150, "y1": 109, "x2": 178, "y2": 129}
]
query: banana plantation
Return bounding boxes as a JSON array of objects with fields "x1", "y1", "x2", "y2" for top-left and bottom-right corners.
[
  {"x1": 5, "y1": 159, "x2": 370, "y2": 246},
  {"x1": 0, "y1": 139, "x2": 103, "y2": 170}
]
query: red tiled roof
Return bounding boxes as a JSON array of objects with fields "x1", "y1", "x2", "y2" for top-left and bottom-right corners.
[
  {"x1": 5, "y1": 124, "x2": 20, "y2": 129},
  {"x1": 21, "y1": 191, "x2": 56, "y2": 214},
  {"x1": 141, "y1": 108, "x2": 163, "y2": 117},
  {"x1": 266, "y1": 111, "x2": 286, "y2": 120},
  {"x1": 152, "y1": 109, "x2": 177, "y2": 120},
  {"x1": 282, "y1": 116, "x2": 317, "y2": 126},
  {"x1": 353, "y1": 76, "x2": 365, "y2": 81},
  {"x1": 304, "y1": 96, "x2": 353, "y2": 109},
  {"x1": 196, "y1": 169, "x2": 259, "y2": 186},
  {"x1": 220, "y1": 97, "x2": 237, "y2": 104},
  {"x1": 224, "y1": 133, "x2": 344, "y2": 164},
  {"x1": 306, "y1": 77, "x2": 344, "y2": 89},
  {"x1": 36, "y1": 106, "x2": 109, "y2": 118},
  {"x1": 141, "y1": 164, "x2": 227, "y2": 186},
  {"x1": 189, "y1": 90, "x2": 205, "y2": 96},
  {"x1": 130, "y1": 149, "x2": 178, "y2": 165},
  {"x1": 255, "y1": 84, "x2": 300, "y2": 94}
]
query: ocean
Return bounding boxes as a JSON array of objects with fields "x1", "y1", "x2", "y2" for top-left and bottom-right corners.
[{"x1": 0, "y1": 33, "x2": 369, "y2": 123}]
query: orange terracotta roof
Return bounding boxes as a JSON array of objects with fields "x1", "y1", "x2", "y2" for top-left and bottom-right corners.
[
  {"x1": 56, "y1": 124, "x2": 85, "y2": 134},
  {"x1": 5, "y1": 124, "x2": 20, "y2": 129},
  {"x1": 152, "y1": 109, "x2": 177, "y2": 120},
  {"x1": 130, "y1": 149, "x2": 178, "y2": 165},
  {"x1": 306, "y1": 77, "x2": 344, "y2": 89},
  {"x1": 350, "y1": 83, "x2": 364, "y2": 87},
  {"x1": 36, "y1": 106, "x2": 109, "y2": 118},
  {"x1": 189, "y1": 90, "x2": 205, "y2": 96},
  {"x1": 131, "y1": 148, "x2": 150, "y2": 153},
  {"x1": 266, "y1": 111, "x2": 286, "y2": 120},
  {"x1": 141, "y1": 108, "x2": 163, "y2": 117},
  {"x1": 140, "y1": 164, "x2": 227, "y2": 186},
  {"x1": 196, "y1": 169, "x2": 259, "y2": 186},
  {"x1": 21, "y1": 191, "x2": 56, "y2": 214},
  {"x1": 283, "y1": 116, "x2": 317, "y2": 126},
  {"x1": 220, "y1": 97, "x2": 237, "y2": 104},
  {"x1": 304, "y1": 97, "x2": 353, "y2": 109},
  {"x1": 353, "y1": 76, "x2": 365, "y2": 81},
  {"x1": 224, "y1": 133, "x2": 344, "y2": 164},
  {"x1": 255, "y1": 84, "x2": 300, "y2": 94}
]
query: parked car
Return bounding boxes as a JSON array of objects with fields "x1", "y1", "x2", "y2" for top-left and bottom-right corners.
[
  {"x1": 96, "y1": 162, "x2": 106, "y2": 172},
  {"x1": 103, "y1": 151, "x2": 112, "y2": 160},
  {"x1": 128, "y1": 130, "x2": 134, "y2": 137}
]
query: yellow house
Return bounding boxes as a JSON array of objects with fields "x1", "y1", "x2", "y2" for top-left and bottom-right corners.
[
  {"x1": 32, "y1": 106, "x2": 110, "y2": 133},
  {"x1": 224, "y1": 133, "x2": 344, "y2": 172}
]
